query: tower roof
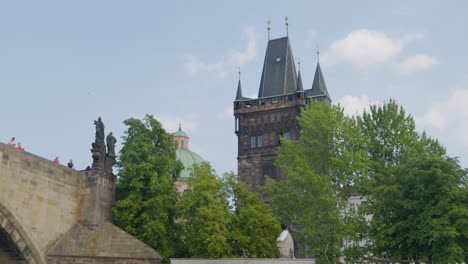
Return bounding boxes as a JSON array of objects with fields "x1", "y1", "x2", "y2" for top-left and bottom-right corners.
[
  {"x1": 173, "y1": 125, "x2": 188, "y2": 138},
  {"x1": 258, "y1": 37, "x2": 298, "y2": 98},
  {"x1": 308, "y1": 62, "x2": 331, "y2": 100},
  {"x1": 296, "y1": 70, "x2": 304, "y2": 92},
  {"x1": 235, "y1": 79, "x2": 243, "y2": 100}
]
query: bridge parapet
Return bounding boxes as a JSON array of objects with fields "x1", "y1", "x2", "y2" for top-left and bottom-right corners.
[
  {"x1": 0, "y1": 141, "x2": 160, "y2": 263},
  {"x1": 0, "y1": 142, "x2": 83, "y2": 262}
]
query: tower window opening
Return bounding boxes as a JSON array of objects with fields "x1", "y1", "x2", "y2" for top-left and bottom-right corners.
[
  {"x1": 257, "y1": 135, "x2": 263, "y2": 147},
  {"x1": 251, "y1": 136, "x2": 257, "y2": 148}
]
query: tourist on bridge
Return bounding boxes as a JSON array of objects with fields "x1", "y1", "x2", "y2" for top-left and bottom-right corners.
[
  {"x1": 8, "y1": 137, "x2": 15, "y2": 147},
  {"x1": 68, "y1": 159, "x2": 74, "y2": 169}
]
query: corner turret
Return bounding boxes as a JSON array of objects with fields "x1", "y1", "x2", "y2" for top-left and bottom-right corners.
[
  {"x1": 235, "y1": 79, "x2": 243, "y2": 101},
  {"x1": 308, "y1": 62, "x2": 331, "y2": 102}
]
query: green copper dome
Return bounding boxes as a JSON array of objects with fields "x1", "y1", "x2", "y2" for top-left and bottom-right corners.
[
  {"x1": 173, "y1": 129, "x2": 188, "y2": 137},
  {"x1": 173, "y1": 125, "x2": 204, "y2": 179},
  {"x1": 176, "y1": 148, "x2": 204, "y2": 179}
]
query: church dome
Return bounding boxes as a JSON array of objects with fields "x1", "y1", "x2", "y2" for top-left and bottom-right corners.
[
  {"x1": 173, "y1": 125, "x2": 205, "y2": 179},
  {"x1": 173, "y1": 129, "x2": 189, "y2": 138},
  {"x1": 176, "y1": 148, "x2": 204, "y2": 179}
]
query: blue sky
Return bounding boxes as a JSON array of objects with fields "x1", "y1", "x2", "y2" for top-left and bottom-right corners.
[{"x1": 1, "y1": 1, "x2": 467, "y2": 173}]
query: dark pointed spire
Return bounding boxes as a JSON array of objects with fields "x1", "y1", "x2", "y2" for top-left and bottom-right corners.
[
  {"x1": 296, "y1": 69, "x2": 304, "y2": 92},
  {"x1": 310, "y1": 61, "x2": 331, "y2": 100},
  {"x1": 236, "y1": 79, "x2": 242, "y2": 100},
  {"x1": 236, "y1": 68, "x2": 242, "y2": 101},
  {"x1": 296, "y1": 59, "x2": 303, "y2": 92}
]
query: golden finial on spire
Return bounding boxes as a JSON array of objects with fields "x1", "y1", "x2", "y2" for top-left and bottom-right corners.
[
  {"x1": 285, "y1": 16, "x2": 289, "y2": 36},
  {"x1": 267, "y1": 19, "x2": 271, "y2": 40}
]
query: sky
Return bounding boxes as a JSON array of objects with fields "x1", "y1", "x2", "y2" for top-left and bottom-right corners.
[{"x1": 1, "y1": 1, "x2": 468, "y2": 174}]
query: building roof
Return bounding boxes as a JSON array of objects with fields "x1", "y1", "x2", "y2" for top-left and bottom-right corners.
[
  {"x1": 308, "y1": 62, "x2": 331, "y2": 101},
  {"x1": 47, "y1": 221, "x2": 161, "y2": 260},
  {"x1": 173, "y1": 127, "x2": 188, "y2": 138},
  {"x1": 173, "y1": 127, "x2": 205, "y2": 179},
  {"x1": 176, "y1": 148, "x2": 204, "y2": 179},
  {"x1": 235, "y1": 79, "x2": 242, "y2": 100},
  {"x1": 258, "y1": 37, "x2": 298, "y2": 98},
  {"x1": 296, "y1": 70, "x2": 304, "y2": 92}
]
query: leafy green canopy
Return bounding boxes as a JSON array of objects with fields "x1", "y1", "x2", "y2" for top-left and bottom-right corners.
[
  {"x1": 264, "y1": 101, "x2": 367, "y2": 263},
  {"x1": 263, "y1": 99, "x2": 468, "y2": 263},
  {"x1": 178, "y1": 163, "x2": 282, "y2": 258},
  {"x1": 113, "y1": 114, "x2": 182, "y2": 260},
  {"x1": 177, "y1": 163, "x2": 231, "y2": 258},
  {"x1": 356, "y1": 99, "x2": 467, "y2": 262},
  {"x1": 226, "y1": 173, "x2": 282, "y2": 258},
  {"x1": 371, "y1": 154, "x2": 467, "y2": 263}
]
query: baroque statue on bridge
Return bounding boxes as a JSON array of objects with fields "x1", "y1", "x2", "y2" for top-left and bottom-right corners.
[{"x1": 90, "y1": 117, "x2": 116, "y2": 174}]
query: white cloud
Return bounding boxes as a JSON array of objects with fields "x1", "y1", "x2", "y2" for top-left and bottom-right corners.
[
  {"x1": 395, "y1": 54, "x2": 438, "y2": 74},
  {"x1": 336, "y1": 94, "x2": 378, "y2": 116},
  {"x1": 156, "y1": 114, "x2": 198, "y2": 133},
  {"x1": 322, "y1": 29, "x2": 405, "y2": 69},
  {"x1": 417, "y1": 88, "x2": 468, "y2": 145},
  {"x1": 182, "y1": 26, "x2": 256, "y2": 78},
  {"x1": 322, "y1": 29, "x2": 429, "y2": 71}
]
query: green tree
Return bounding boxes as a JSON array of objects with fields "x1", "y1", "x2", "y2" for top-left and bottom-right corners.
[
  {"x1": 370, "y1": 152, "x2": 468, "y2": 263},
  {"x1": 226, "y1": 173, "x2": 282, "y2": 258},
  {"x1": 264, "y1": 101, "x2": 368, "y2": 263},
  {"x1": 113, "y1": 115, "x2": 182, "y2": 260},
  {"x1": 357, "y1": 100, "x2": 468, "y2": 262},
  {"x1": 177, "y1": 162, "x2": 231, "y2": 258},
  {"x1": 357, "y1": 99, "x2": 419, "y2": 191}
]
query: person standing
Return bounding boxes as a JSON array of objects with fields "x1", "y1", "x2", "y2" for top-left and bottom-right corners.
[
  {"x1": 53, "y1": 157, "x2": 59, "y2": 164},
  {"x1": 8, "y1": 137, "x2": 15, "y2": 147},
  {"x1": 67, "y1": 159, "x2": 74, "y2": 169}
]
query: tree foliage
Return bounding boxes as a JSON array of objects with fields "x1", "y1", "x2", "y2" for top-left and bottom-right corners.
[
  {"x1": 178, "y1": 162, "x2": 231, "y2": 258},
  {"x1": 113, "y1": 114, "x2": 182, "y2": 260},
  {"x1": 177, "y1": 164, "x2": 281, "y2": 258},
  {"x1": 264, "y1": 101, "x2": 367, "y2": 263},
  {"x1": 371, "y1": 153, "x2": 467, "y2": 262},
  {"x1": 263, "y1": 99, "x2": 468, "y2": 262},
  {"x1": 226, "y1": 173, "x2": 282, "y2": 258},
  {"x1": 357, "y1": 99, "x2": 419, "y2": 190},
  {"x1": 356, "y1": 100, "x2": 468, "y2": 262}
]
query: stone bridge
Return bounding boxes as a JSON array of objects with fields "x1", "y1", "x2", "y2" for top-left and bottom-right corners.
[{"x1": 0, "y1": 142, "x2": 160, "y2": 263}]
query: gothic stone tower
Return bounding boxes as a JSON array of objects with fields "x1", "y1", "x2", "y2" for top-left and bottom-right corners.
[{"x1": 234, "y1": 35, "x2": 331, "y2": 192}]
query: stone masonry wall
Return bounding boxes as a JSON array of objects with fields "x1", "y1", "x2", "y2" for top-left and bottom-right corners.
[{"x1": 0, "y1": 142, "x2": 84, "y2": 263}]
